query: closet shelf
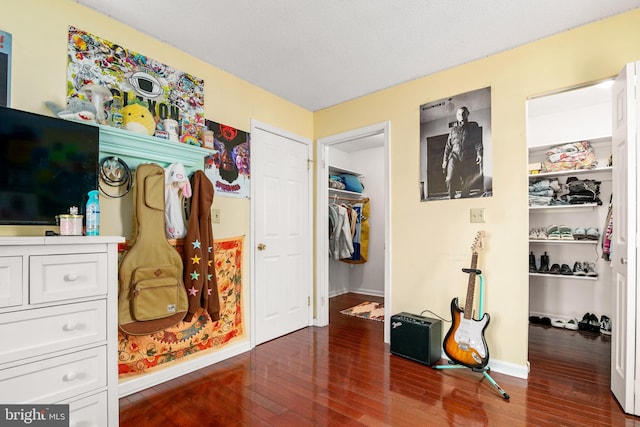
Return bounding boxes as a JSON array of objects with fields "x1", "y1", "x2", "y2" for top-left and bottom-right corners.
[
  {"x1": 529, "y1": 239, "x2": 598, "y2": 245},
  {"x1": 529, "y1": 203, "x2": 599, "y2": 213},
  {"x1": 329, "y1": 188, "x2": 366, "y2": 199},
  {"x1": 528, "y1": 166, "x2": 612, "y2": 180},
  {"x1": 529, "y1": 273, "x2": 598, "y2": 281},
  {"x1": 328, "y1": 166, "x2": 364, "y2": 178}
]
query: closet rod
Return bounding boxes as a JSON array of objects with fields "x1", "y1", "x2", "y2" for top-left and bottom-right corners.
[{"x1": 330, "y1": 194, "x2": 369, "y2": 203}]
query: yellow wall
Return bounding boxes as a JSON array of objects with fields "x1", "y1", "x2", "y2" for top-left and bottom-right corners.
[
  {"x1": 4, "y1": 0, "x2": 640, "y2": 370},
  {"x1": 315, "y1": 9, "x2": 640, "y2": 368}
]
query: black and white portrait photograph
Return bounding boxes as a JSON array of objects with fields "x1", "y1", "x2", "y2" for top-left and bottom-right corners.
[{"x1": 420, "y1": 87, "x2": 492, "y2": 201}]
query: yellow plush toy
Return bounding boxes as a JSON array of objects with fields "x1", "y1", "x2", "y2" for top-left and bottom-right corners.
[{"x1": 122, "y1": 100, "x2": 156, "y2": 136}]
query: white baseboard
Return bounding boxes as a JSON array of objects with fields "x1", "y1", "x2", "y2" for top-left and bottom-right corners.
[
  {"x1": 349, "y1": 288, "x2": 384, "y2": 298},
  {"x1": 118, "y1": 339, "x2": 252, "y2": 397},
  {"x1": 439, "y1": 351, "x2": 529, "y2": 379}
]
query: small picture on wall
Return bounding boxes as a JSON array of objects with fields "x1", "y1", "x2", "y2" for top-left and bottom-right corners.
[{"x1": 419, "y1": 87, "x2": 492, "y2": 201}]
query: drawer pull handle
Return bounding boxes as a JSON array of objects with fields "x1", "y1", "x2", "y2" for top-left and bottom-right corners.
[
  {"x1": 63, "y1": 372, "x2": 77, "y2": 382},
  {"x1": 65, "y1": 273, "x2": 78, "y2": 281},
  {"x1": 63, "y1": 322, "x2": 77, "y2": 331}
]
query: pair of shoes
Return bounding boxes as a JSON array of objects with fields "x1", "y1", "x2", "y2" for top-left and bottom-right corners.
[
  {"x1": 529, "y1": 228, "x2": 547, "y2": 240},
  {"x1": 552, "y1": 319, "x2": 566, "y2": 328},
  {"x1": 529, "y1": 316, "x2": 552, "y2": 326},
  {"x1": 559, "y1": 225, "x2": 573, "y2": 240},
  {"x1": 547, "y1": 225, "x2": 560, "y2": 240},
  {"x1": 585, "y1": 227, "x2": 600, "y2": 240},
  {"x1": 579, "y1": 313, "x2": 601, "y2": 333},
  {"x1": 572, "y1": 262, "x2": 598, "y2": 277},
  {"x1": 549, "y1": 263, "x2": 561, "y2": 274},
  {"x1": 600, "y1": 315, "x2": 612, "y2": 335}
]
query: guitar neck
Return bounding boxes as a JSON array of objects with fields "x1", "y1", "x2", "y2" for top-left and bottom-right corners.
[{"x1": 463, "y1": 252, "x2": 478, "y2": 320}]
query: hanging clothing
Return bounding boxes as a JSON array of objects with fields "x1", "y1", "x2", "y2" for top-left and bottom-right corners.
[
  {"x1": 329, "y1": 203, "x2": 354, "y2": 260},
  {"x1": 341, "y1": 198, "x2": 370, "y2": 264},
  {"x1": 182, "y1": 171, "x2": 219, "y2": 322},
  {"x1": 164, "y1": 162, "x2": 192, "y2": 239}
]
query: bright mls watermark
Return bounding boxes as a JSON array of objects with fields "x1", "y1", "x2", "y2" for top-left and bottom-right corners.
[{"x1": 0, "y1": 405, "x2": 69, "y2": 426}]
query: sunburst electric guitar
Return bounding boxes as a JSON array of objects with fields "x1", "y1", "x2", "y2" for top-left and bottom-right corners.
[{"x1": 443, "y1": 231, "x2": 490, "y2": 369}]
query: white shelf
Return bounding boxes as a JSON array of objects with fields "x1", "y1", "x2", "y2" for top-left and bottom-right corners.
[
  {"x1": 529, "y1": 203, "x2": 599, "y2": 213},
  {"x1": 529, "y1": 239, "x2": 598, "y2": 245},
  {"x1": 529, "y1": 166, "x2": 612, "y2": 180},
  {"x1": 328, "y1": 166, "x2": 364, "y2": 177},
  {"x1": 529, "y1": 273, "x2": 598, "y2": 281},
  {"x1": 329, "y1": 188, "x2": 365, "y2": 199}
]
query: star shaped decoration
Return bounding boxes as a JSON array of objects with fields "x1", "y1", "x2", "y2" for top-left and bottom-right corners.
[
  {"x1": 190, "y1": 271, "x2": 200, "y2": 280},
  {"x1": 207, "y1": 260, "x2": 213, "y2": 267},
  {"x1": 207, "y1": 274, "x2": 212, "y2": 281},
  {"x1": 208, "y1": 246, "x2": 213, "y2": 253},
  {"x1": 191, "y1": 240, "x2": 201, "y2": 249},
  {"x1": 191, "y1": 255, "x2": 201, "y2": 265},
  {"x1": 188, "y1": 286, "x2": 198, "y2": 296},
  {"x1": 207, "y1": 288, "x2": 212, "y2": 295}
]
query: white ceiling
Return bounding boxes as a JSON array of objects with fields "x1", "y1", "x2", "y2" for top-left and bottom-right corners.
[{"x1": 74, "y1": 0, "x2": 640, "y2": 112}]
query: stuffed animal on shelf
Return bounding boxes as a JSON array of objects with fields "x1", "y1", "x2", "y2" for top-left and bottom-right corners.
[
  {"x1": 122, "y1": 100, "x2": 156, "y2": 135},
  {"x1": 45, "y1": 98, "x2": 97, "y2": 122}
]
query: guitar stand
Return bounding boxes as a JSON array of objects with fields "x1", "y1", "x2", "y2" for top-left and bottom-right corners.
[{"x1": 433, "y1": 270, "x2": 510, "y2": 400}]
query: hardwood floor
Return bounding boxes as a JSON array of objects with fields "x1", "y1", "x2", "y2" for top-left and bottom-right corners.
[{"x1": 119, "y1": 293, "x2": 640, "y2": 426}]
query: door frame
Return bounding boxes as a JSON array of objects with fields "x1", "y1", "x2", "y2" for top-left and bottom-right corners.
[
  {"x1": 315, "y1": 121, "x2": 392, "y2": 343},
  {"x1": 250, "y1": 119, "x2": 314, "y2": 348}
]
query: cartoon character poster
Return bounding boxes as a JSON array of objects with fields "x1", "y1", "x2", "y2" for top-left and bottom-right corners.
[
  {"x1": 66, "y1": 26, "x2": 204, "y2": 130},
  {"x1": 204, "y1": 120, "x2": 250, "y2": 199}
]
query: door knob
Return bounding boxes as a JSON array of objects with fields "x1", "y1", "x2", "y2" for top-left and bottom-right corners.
[
  {"x1": 621, "y1": 257, "x2": 628, "y2": 264},
  {"x1": 257, "y1": 243, "x2": 266, "y2": 251}
]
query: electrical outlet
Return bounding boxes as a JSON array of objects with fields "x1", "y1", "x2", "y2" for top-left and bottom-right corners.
[
  {"x1": 212, "y1": 209, "x2": 221, "y2": 224},
  {"x1": 470, "y1": 208, "x2": 485, "y2": 223}
]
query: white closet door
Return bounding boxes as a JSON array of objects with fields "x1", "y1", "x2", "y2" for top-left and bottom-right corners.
[{"x1": 610, "y1": 61, "x2": 638, "y2": 415}]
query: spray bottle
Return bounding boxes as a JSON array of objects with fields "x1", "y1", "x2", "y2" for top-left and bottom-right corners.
[{"x1": 85, "y1": 190, "x2": 100, "y2": 236}]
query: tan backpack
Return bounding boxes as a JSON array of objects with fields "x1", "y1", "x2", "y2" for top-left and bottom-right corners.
[{"x1": 118, "y1": 163, "x2": 189, "y2": 335}]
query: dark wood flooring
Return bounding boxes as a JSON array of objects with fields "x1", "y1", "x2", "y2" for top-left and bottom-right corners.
[{"x1": 119, "y1": 293, "x2": 640, "y2": 426}]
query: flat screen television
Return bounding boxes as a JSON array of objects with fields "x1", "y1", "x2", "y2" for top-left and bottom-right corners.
[{"x1": 0, "y1": 107, "x2": 99, "y2": 225}]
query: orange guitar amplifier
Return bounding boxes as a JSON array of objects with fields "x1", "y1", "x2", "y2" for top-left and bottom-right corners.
[{"x1": 390, "y1": 312, "x2": 441, "y2": 365}]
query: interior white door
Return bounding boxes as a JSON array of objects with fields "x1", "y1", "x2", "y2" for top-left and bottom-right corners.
[
  {"x1": 252, "y1": 124, "x2": 312, "y2": 345},
  {"x1": 611, "y1": 62, "x2": 637, "y2": 414}
]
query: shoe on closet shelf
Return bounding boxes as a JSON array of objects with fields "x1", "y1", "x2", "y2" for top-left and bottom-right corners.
[
  {"x1": 560, "y1": 264, "x2": 573, "y2": 275},
  {"x1": 600, "y1": 315, "x2": 612, "y2": 335},
  {"x1": 573, "y1": 262, "x2": 586, "y2": 276},
  {"x1": 559, "y1": 225, "x2": 574, "y2": 240},
  {"x1": 552, "y1": 319, "x2": 566, "y2": 328},
  {"x1": 549, "y1": 263, "x2": 561, "y2": 274},
  {"x1": 565, "y1": 318, "x2": 579, "y2": 331},
  {"x1": 585, "y1": 227, "x2": 600, "y2": 240},
  {"x1": 547, "y1": 225, "x2": 560, "y2": 240},
  {"x1": 584, "y1": 262, "x2": 598, "y2": 277},
  {"x1": 573, "y1": 226, "x2": 586, "y2": 240}
]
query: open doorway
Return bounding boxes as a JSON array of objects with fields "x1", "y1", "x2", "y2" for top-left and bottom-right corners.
[{"x1": 316, "y1": 122, "x2": 391, "y2": 342}]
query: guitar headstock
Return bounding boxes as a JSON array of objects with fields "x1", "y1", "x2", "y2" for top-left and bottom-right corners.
[{"x1": 471, "y1": 231, "x2": 486, "y2": 253}]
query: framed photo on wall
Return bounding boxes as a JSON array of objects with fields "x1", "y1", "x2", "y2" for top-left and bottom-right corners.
[{"x1": 419, "y1": 87, "x2": 492, "y2": 201}]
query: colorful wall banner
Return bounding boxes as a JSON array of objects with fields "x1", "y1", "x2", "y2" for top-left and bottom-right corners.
[{"x1": 66, "y1": 26, "x2": 204, "y2": 130}]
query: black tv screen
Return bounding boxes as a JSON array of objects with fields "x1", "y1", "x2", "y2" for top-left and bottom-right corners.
[{"x1": 0, "y1": 107, "x2": 99, "y2": 225}]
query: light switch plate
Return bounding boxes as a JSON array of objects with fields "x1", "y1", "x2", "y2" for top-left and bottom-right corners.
[
  {"x1": 212, "y1": 208, "x2": 221, "y2": 224},
  {"x1": 470, "y1": 208, "x2": 485, "y2": 223}
]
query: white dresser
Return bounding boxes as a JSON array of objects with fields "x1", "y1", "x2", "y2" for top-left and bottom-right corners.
[{"x1": 0, "y1": 236, "x2": 123, "y2": 427}]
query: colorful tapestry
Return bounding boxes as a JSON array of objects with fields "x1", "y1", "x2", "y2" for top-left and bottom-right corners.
[
  {"x1": 67, "y1": 26, "x2": 204, "y2": 130},
  {"x1": 118, "y1": 236, "x2": 244, "y2": 377},
  {"x1": 204, "y1": 120, "x2": 250, "y2": 198}
]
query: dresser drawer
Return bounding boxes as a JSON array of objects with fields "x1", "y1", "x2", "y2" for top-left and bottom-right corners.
[
  {"x1": 0, "y1": 300, "x2": 106, "y2": 365},
  {"x1": 65, "y1": 391, "x2": 108, "y2": 427},
  {"x1": 0, "y1": 256, "x2": 22, "y2": 309},
  {"x1": 30, "y1": 253, "x2": 107, "y2": 304},
  {"x1": 0, "y1": 346, "x2": 107, "y2": 404}
]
